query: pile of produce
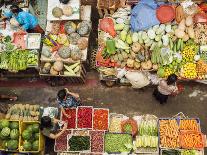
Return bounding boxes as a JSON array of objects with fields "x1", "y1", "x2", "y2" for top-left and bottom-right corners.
[
  {"x1": 68, "y1": 136, "x2": 90, "y2": 151},
  {"x1": 5, "y1": 104, "x2": 40, "y2": 121},
  {"x1": 159, "y1": 119, "x2": 179, "y2": 148},
  {"x1": 196, "y1": 60, "x2": 207, "y2": 79},
  {"x1": 179, "y1": 119, "x2": 200, "y2": 131},
  {"x1": 20, "y1": 123, "x2": 40, "y2": 151},
  {"x1": 55, "y1": 130, "x2": 71, "y2": 152},
  {"x1": 90, "y1": 131, "x2": 104, "y2": 153},
  {"x1": 180, "y1": 131, "x2": 204, "y2": 149},
  {"x1": 93, "y1": 109, "x2": 109, "y2": 131},
  {"x1": 121, "y1": 119, "x2": 138, "y2": 136},
  {"x1": 52, "y1": 6, "x2": 73, "y2": 18},
  {"x1": 0, "y1": 120, "x2": 19, "y2": 151},
  {"x1": 27, "y1": 51, "x2": 38, "y2": 66},
  {"x1": 104, "y1": 133, "x2": 133, "y2": 153},
  {"x1": 77, "y1": 107, "x2": 93, "y2": 129},
  {"x1": 41, "y1": 61, "x2": 81, "y2": 76},
  {"x1": 61, "y1": 109, "x2": 76, "y2": 129},
  {"x1": 135, "y1": 119, "x2": 158, "y2": 153},
  {"x1": 181, "y1": 150, "x2": 203, "y2": 155},
  {"x1": 109, "y1": 114, "x2": 123, "y2": 132},
  {"x1": 194, "y1": 23, "x2": 207, "y2": 45}
]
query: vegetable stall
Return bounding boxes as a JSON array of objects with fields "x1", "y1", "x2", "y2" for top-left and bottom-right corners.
[
  {"x1": 39, "y1": 0, "x2": 92, "y2": 85},
  {"x1": 52, "y1": 106, "x2": 206, "y2": 155},
  {"x1": 96, "y1": 0, "x2": 207, "y2": 86}
]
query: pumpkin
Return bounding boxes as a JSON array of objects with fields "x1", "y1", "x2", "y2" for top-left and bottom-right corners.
[
  {"x1": 62, "y1": 5, "x2": 73, "y2": 16},
  {"x1": 132, "y1": 42, "x2": 141, "y2": 53},
  {"x1": 64, "y1": 21, "x2": 76, "y2": 34},
  {"x1": 10, "y1": 18, "x2": 19, "y2": 27},
  {"x1": 70, "y1": 46, "x2": 82, "y2": 61},
  {"x1": 50, "y1": 66, "x2": 59, "y2": 75},
  {"x1": 42, "y1": 63, "x2": 51, "y2": 74},
  {"x1": 58, "y1": 46, "x2": 71, "y2": 59},
  {"x1": 68, "y1": 33, "x2": 80, "y2": 45},
  {"x1": 141, "y1": 60, "x2": 152, "y2": 70},
  {"x1": 57, "y1": 34, "x2": 68, "y2": 45},
  {"x1": 127, "y1": 59, "x2": 134, "y2": 68},
  {"x1": 77, "y1": 21, "x2": 91, "y2": 36},
  {"x1": 77, "y1": 37, "x2": 88, "y2": 50},
  {"x1": 53, "y1": 61, "x2": 63, "y2": 71},
  {"x1": 51, "y1": 22, "x2": 60, "y2": 35},
  {"x1": 52, "y1": 7, "x2": 63, "y2": 18}
]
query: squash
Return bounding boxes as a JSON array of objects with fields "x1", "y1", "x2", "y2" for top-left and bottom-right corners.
[
  {"x1": 53, "y1": 61, "x2": 63, "y2": 71},
  {"x1": 58, "y1": 46, "x2": 71, "y2": 59},
  {"x1": 68, "y1": 33, "x2": 80, "y2": 45},
  {"x1": 132, "y1": 42, "x2": 141, "y2": 53},
  {"x1": 42, "y1": 46, "x2": 52, "y2": 58},
  {"x1": 64, "y1": 21, "x2": 76, "y2": 34},
  {"x1": 77, "y1": 37, "x2": 88, "y2": 50},
  {"x1": 127, "y1": 59, "x2": 134, "y2": 68},
  {"x1": 62, "y1": 5, "x2": 73, "y2": 16},
  {"x1": 77, "y1": 21, "x2": 91, "y2": 36},
  {"x1": 70, "y1": 46, "x2": 82, "y2": 61},
  {"x1": 42, "y1": 62, "x2": 51, "y2": 74},
  {"x1": 176, "y1": 6, "x2": 185, "y2": 23},
  {"x1": 141, "y1": 60, "x2": 152, "y2": 70},
  {"x1": 50, "y1": 66, "x2": 59, "y2": 75},
  {"x1": 134, "y1": 61, "x2": 141, "y2": 69},
  {"x1": 52, "y1": 7, "x2": 63, "y2": 18},
  {"x1": 57, "y1": 34, "x2": 68, "y2": 45}
]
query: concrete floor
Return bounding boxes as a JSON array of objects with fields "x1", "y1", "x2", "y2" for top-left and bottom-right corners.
[{"x1": 1, "y1": 72, "x2": 207, "y2": 153}]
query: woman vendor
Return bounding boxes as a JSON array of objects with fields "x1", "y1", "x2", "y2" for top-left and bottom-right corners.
[
  {"x1": 40, "y1": 116, "x2": 67, "y2": 139},
  {"x1": 2, "y1": 4, "x2": 44, "y2": 34},
  {"x1": 57, "y1": 88, "x2": 81, "y2": 118}
]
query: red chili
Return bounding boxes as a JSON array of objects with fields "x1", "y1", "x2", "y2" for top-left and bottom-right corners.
[
  {"x1": 93, "y1": 109, "x2": 109, "y2": 130},
  {"x1": 55, "y1": 130, "x2": 71, "y2": 151},
  {"x1": 62, "y1": 109, "x2": 76, "y2": 129},
  {"x1": 90, "y1": 131, "x2": 104, "y2": 153},
  {"x1": 77, "y1": 107, "x2": 93, "y2": 128}
]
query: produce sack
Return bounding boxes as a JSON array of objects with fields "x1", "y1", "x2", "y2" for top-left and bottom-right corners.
[
  {"x1": 125, "y1": 71, "x2": 150, "y2": 88},
  {"x1": 130, "y1": 0, "x2": 163, "y2": 31},
  {"x1": 121, "y1": 118, "x2": 138, "y2": 137}
]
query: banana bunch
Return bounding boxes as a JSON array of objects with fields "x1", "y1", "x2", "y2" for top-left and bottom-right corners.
[{"x1": 181, "y1": 63, "x2": 197, "y2": 79}]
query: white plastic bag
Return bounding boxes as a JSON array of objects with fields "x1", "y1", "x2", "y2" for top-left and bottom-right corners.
[{"x1": 125, "y1": 71, "x2": 150, "y2": 88}]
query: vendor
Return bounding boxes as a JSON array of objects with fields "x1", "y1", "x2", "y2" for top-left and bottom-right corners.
[
  {"x1": 153, "y1": 74, "x2": 178, "y2": 104},
  {"x1": 2, "y1": 4, "x2": 44, "y2": 34},
  {"x1": 40, "y1": 116, "x2": 67, "y2": 139},
  {"x1": 57, "y1": 88, "x2": 81, "y2": 118}
]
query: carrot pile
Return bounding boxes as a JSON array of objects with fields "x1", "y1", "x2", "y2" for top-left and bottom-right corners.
[
  {"x1": 159, "y1": 120, "x2": 179, "y2": 148},
  {"x1": 180, "y1": 131, "x2": 204, "y2": 149},
  {"x1": 180, "y1": 119, "x2": 200, "y2": 131}
]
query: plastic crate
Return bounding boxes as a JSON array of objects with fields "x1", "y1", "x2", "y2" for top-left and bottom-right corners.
[
  {"x1": 0, "y1": 120, "x2": 21, "y2": 152},
  {"x1": 60, "y1": 108, "x2": 77, "y2": 129},
  {"x1": 89, "y1": 130, "x2": 105, "y2": 153},
  {"x1": 26, "y1": 33, "x2": 41, "y2": 49},
  {"x1": 179, "y1": 118, "x2": 201, "y2": 132},
  {"x1": 77, "y1": 106, "x2": 93, "y2": 130},
  {"x1": 19, "y1": 121, "x2": 44, "y2": 153}
]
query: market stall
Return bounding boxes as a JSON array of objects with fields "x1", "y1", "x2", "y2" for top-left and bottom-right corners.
[
  {"x1": 39, "y1": 0, "x2": 92, "y2": 85},
  {"x1": 51, "y1": 106, "x2": 206, "y2": 155},
  {"x1": 96, "y1": 0, "x2": 207, "y2": 86}
]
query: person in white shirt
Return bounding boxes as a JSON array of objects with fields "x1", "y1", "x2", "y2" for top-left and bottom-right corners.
[{"x1": 153, "y1": 74, "x2": 178, "y2": 104}]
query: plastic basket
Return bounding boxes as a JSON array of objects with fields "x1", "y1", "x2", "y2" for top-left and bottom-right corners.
[
  {"x1": 93, "y1": 108, "x2": 109, "y2": 131},
  {"x1": 60, "y1": 108, "x2": 77, "y2": 129},
  {"x1": 0, "y1": 120, "x2": 21, "y2": 152},
  {"x1": 108, "y1": 113, "x2": 125, "y2": 133},
  {"x1": 19, "y1": 121, "x2": 44, "y2": 153},
  {"x1": 179, "y1": 118, "x2": 201, "y2": 132},
  {"x1": 89, "y1": 130, "x2": 105, "y2": 153}
]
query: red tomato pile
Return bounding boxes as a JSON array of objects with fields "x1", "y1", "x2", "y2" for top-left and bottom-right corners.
[
  {"x1": 77, "y1": 107, "x2": 93, "y2": 128},
  {"x1": 90, "y1": 131, "x2": 104, "y2": 153},
  {"x1": 93, "y1": 109, "x2": 109, "y2": 130},
  {"x1": 55, "y1": 130, "x2": 71, "y2": 151},
  {"x1": 62, "y1": 108, "x2": 77, "y2": 129}
]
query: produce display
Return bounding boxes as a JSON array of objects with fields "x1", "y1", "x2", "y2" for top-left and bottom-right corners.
[
  {"x1": 181, "y1": 150, "x2": 203, "y2": 155},
  {"x1": 93, "y1": 109, "x2": 109, "y2": 131},
  {"x1": 121, "y1": 119, "x2": 138, "y2": 136},
  {"x1": 55, "y1": 130, "x2": 71, "y2": 152},
  {"x1": 68, "y1": 136, "x2": 90, "y2": 151},
  {"x1": 180, "y1": 131, "x2": 204, "y2": 149},
  {"x1": 104, "y1": 133, "x2": 133, "y2": 153},
  {"x1": 89, "y1": 131, "x2": 104, "y2": 153},
  {"x1": 5, "y1": 104, "x2": 40, "y2": 121},
  {"x1": 77, "y1": 107, "x2": 93, "y2": 129},
  {"x1": 40, "y1": 61, "x2": 81, "y2": 76},
  {"x1": 179, "y1": 119, "x2": 200, "y2": 131},
  {"x1": 0, "y1": 120, "x2": 19, "y2": 151},
  {"x1": 109, "y1": 114, "x2": 123, "y2": 132},
  {"x1": 61, "y1": 109, "x2": 76, "y2": 129},
  {"x1": 97, "y1": 2, "x2": 207, "y2": 80},
  {"x1": 159, "y1": 119, "x2": 179, "y2": 148},
  {"x1": 19, "y1": 123, "x2": 40, "y2": 152}
]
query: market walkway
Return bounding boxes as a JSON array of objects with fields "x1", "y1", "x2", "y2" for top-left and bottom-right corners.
[{"x1": 0, "y1": 73, "x2": 207, "y2": 135}]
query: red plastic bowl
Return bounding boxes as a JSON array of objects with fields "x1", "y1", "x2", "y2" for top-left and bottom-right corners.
[{"x1": 156, "y1": 5, "x2": 175, "y2": 23}]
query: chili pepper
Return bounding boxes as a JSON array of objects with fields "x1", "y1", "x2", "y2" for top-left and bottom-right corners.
[
  {"x1": 77, "y1": 107, "x2": 93, "y2": 128},
  {"x1": 93, "y1": 109, "x2": 109, "y2": 130}
]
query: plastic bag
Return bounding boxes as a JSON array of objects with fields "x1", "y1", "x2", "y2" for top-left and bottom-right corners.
[
  {"x1": 121, "y1": 118, "x2": 138, "y2": 137},
  {"x1": 130, "y1": 0, "x2": 163, "y2": 31},
  {"x1": 125, "y1": 71, "x2": 150, "y2": 88}
]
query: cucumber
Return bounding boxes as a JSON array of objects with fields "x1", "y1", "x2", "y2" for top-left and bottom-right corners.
[
  {"x1": 169, "y1": 38, "x2": 173, "y2": 50},
  {"x1": 177, "y1": 39, "x2": 181, "y2": 51},
  {"x1": 173, "y1": 44, "x2": 177, "y2": 53},
  {"x1": 180, "y1": 39, "x2": 184, "y2": 51}
]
